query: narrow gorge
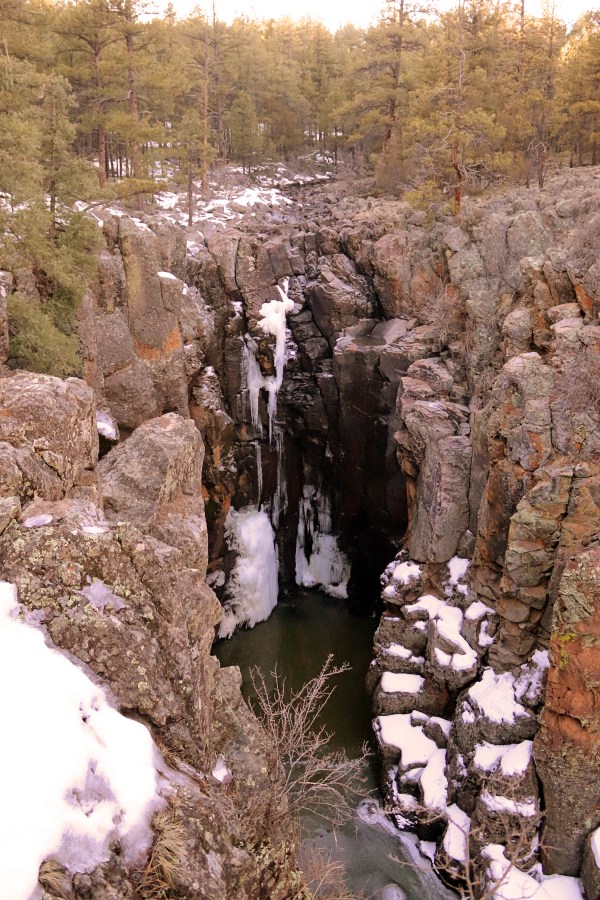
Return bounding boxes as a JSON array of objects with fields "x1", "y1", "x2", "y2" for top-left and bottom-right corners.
[{"x1": 1, "y1": 164, "x2": 600, "y2": 899}]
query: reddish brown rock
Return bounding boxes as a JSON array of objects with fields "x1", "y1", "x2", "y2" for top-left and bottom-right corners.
[{"x1": 534, "y1": 545, "x2": 600, "y2": 876}]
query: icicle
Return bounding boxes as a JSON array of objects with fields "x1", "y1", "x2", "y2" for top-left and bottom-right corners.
[
  {"x1": 255, "y1": 440, "x2": 263, "y2": 507},
  {"x1": 244, "y1": 337, "x2": 264, "y2": 435},
  {"x1": 242, "y1": 280, "x2": 294, "y2": 442},
  {"x1": 271, "y1": 428, "x2": 288, "y2": 529},
  {"x1": 295, "y1": 485, "x2": 351, "y2": 599}
]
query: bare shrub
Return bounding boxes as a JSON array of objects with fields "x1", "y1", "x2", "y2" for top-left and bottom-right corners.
[
  {"x1": 136, "y1": 806, "x2": 186, "y2": 899},
  {"x1": 249, "y1": 655, "x2": 370, "y2": 831},
  {"x1": 38, "y1": 860, "x2": 71, "y2": 899},
  {"x1": 296, "y1": 845, "x2": 358, "y2": 900},
  {"x1": 427, "y1": 283, "x2": 468, "y2": 353}
]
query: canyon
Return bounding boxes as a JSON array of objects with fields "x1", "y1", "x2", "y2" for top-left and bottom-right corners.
[{"x1": 1, "y1": 164, "x2": 600, "y2": 898}]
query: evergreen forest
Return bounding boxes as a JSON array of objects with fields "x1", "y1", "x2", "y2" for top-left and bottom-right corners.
[{"x1": 1, "y1": 0, "x2": 599, "y2": 375}]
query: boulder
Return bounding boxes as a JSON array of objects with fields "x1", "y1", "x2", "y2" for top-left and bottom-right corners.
[
  {"x1": 98, "y1": 413, "x2": 208, "y2": 574},
  {"x1": 0, "y1": 372, "x2": 98, "y2": 494}
]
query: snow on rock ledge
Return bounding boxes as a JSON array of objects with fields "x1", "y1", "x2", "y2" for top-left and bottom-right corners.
[
  {"x1": 483, "y1": 844, "x2": 584, "y2": 899},
  {"x1": 0, "y1": 581, "x2": 160, "y2": 899}
]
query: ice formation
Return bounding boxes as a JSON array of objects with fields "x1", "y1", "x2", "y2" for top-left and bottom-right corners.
[
  {"x1": 244, "y1": 279, "x2": 294, "y2": 441},
  {"x1": 295, "y1": 486, "x2": 351, "y2": 599},
  {"x1": 0, "y1": 581, "x2": 159, "y2": 899},
  {"x1": 219, "y1": 506, "x2": 279, "y2": 638},
  {"x1": 270, "y1": 428, "x2": 288, "y2": 528},
  {"x1": 254, "y1": 440, "x2": 263, "y2": 505}
]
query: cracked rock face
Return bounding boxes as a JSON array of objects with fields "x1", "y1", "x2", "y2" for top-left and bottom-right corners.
[
  {"x1": 0, "y1": 372, "x2": 304, "y2": 898},
  {"x1": 534, "y1": 546, "x2": 600, "y2": 880},
  {"x1": 34, "y1": 165, "x2": 599, "y2": 892}
]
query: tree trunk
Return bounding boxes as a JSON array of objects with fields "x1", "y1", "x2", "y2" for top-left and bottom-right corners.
[
  {"x1": 187, "y1": 150, "x2": 194, "y2": 227},
  {"x1": 98, "y1": 124, "x2": 107, "y2": 188},
  {"x1": 201, "y1": 16, "x2": 210, "y2": 196},
  {"x1": 124, "y1": 2, "x2": 142, "y2": 184},
  {"x1": 452, "y1": 146, "x2": 462, "y2": 215}
]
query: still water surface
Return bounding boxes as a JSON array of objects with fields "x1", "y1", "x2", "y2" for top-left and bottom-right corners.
[{"x1": 215, "y1": 588, "x2": 377, "y2": 756}]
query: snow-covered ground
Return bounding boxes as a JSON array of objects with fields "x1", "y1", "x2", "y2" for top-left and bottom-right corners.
[
  {"x1": 153, "y1": 159, "x2": 334, "y2": 231},
  {"x1": 0, "y1": 581, "x2": 161, "y2": 899}
]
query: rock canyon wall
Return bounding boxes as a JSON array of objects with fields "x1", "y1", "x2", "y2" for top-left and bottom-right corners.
[{"x1": 1, "y1": 165, "x2": 600, "y2": 895}]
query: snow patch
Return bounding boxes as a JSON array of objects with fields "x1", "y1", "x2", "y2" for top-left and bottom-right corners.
[
  {"x1": 96, "y1": 410, "x2": 118, "y2": 442},
  {"x1": 515, "y1": 650, "x2": 550, "y2": 705},
  {"x1": 383, "y1": 643, "x2": 424, "y2": 666},
  {"x1": 474, "y1": 741, "x2": 533, "y2": 776},
  {"x1": 380, "y1": 672, "x2": 424, "y2": 694},
  {"x1": 211, "y1": 754, "x2": 232, "y2": 784},
  {"x1": 405, "y1": 594, "x2": 477, "y2": 673},
  {"x1": 391, "y1": 561, "x2": 421, "y2": 586},
  {"x1": 483, "y1": 844, "x2": 584, "y2": 899},
  {"x1": 420, "y1": 748, "x2": 448, "y2": 809},
  {"x1": 448, "y1": 556, "x2": 470, "y2": 594},
  {"x1": 467, "y1": 668, "x2": 530, "y2": 724},
  {"x1": 0, "y1": 581, "x2": 159, "y2": 899},
  {"x1": 22, "y1": 514, "x2": 53, "y2": 528},
  {"x1": 465, "y1": 600, "x2": 493, "y2": 621},
  {"x1": 374, "y1": 713, "x2": 448, "y2": 809},
  {"x1": 481, "y1": 790, "x2": 537, "y2": 818},
  {"x1": 79, "y1": 580, "x2": 126, "y2": 612},
  {"x1": 444, "y1": 803, "x2": 471, "y2": 863},
  {"x1": 591, "y1": 827, "x2": 600, "y2": 868}
]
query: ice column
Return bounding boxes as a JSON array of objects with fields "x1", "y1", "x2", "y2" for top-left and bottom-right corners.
[
  {"x1": 295, "y1": 486, "x2": 351, "y2": 599},
  {"x1": 219, "y1": 507, "x2": 279, "y2": 638},
  {"x1": 255, "y1": 440, "x2": 263, "y2": 506},
  {"x1": 271, "y1": 428, "x2": 288, "y2": 529},
  {"x1": 243, "y1": 279, "x2": 294, "y2": 441}
]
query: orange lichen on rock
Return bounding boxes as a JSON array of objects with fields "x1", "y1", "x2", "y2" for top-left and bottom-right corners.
[{"x1": 134, "y1": 324, "x2": 183, "y2": 360}]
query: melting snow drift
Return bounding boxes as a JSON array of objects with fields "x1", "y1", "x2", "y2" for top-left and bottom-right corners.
[{"x1": 0, "y1": 581, "x2": 159, "y2": 899}]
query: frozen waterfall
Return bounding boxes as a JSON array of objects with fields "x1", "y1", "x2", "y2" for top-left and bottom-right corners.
[
  {"x1": 295, "y1": 486, "x2": 351, "y2": 599},
  {"x1": 244, "y1": 278, "x2": 294, "y2": 441},
  {"x1": 219, "y1": 507, "x2": 279, "y2": 638}
]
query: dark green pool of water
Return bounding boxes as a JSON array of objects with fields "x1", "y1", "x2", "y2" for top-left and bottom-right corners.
[
  {"x1": 214, "y1": 588, "x2": 377, "y2": 757},
  {"x1": 214, "y1": 588, "x2": 456, "y2": 899}
]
